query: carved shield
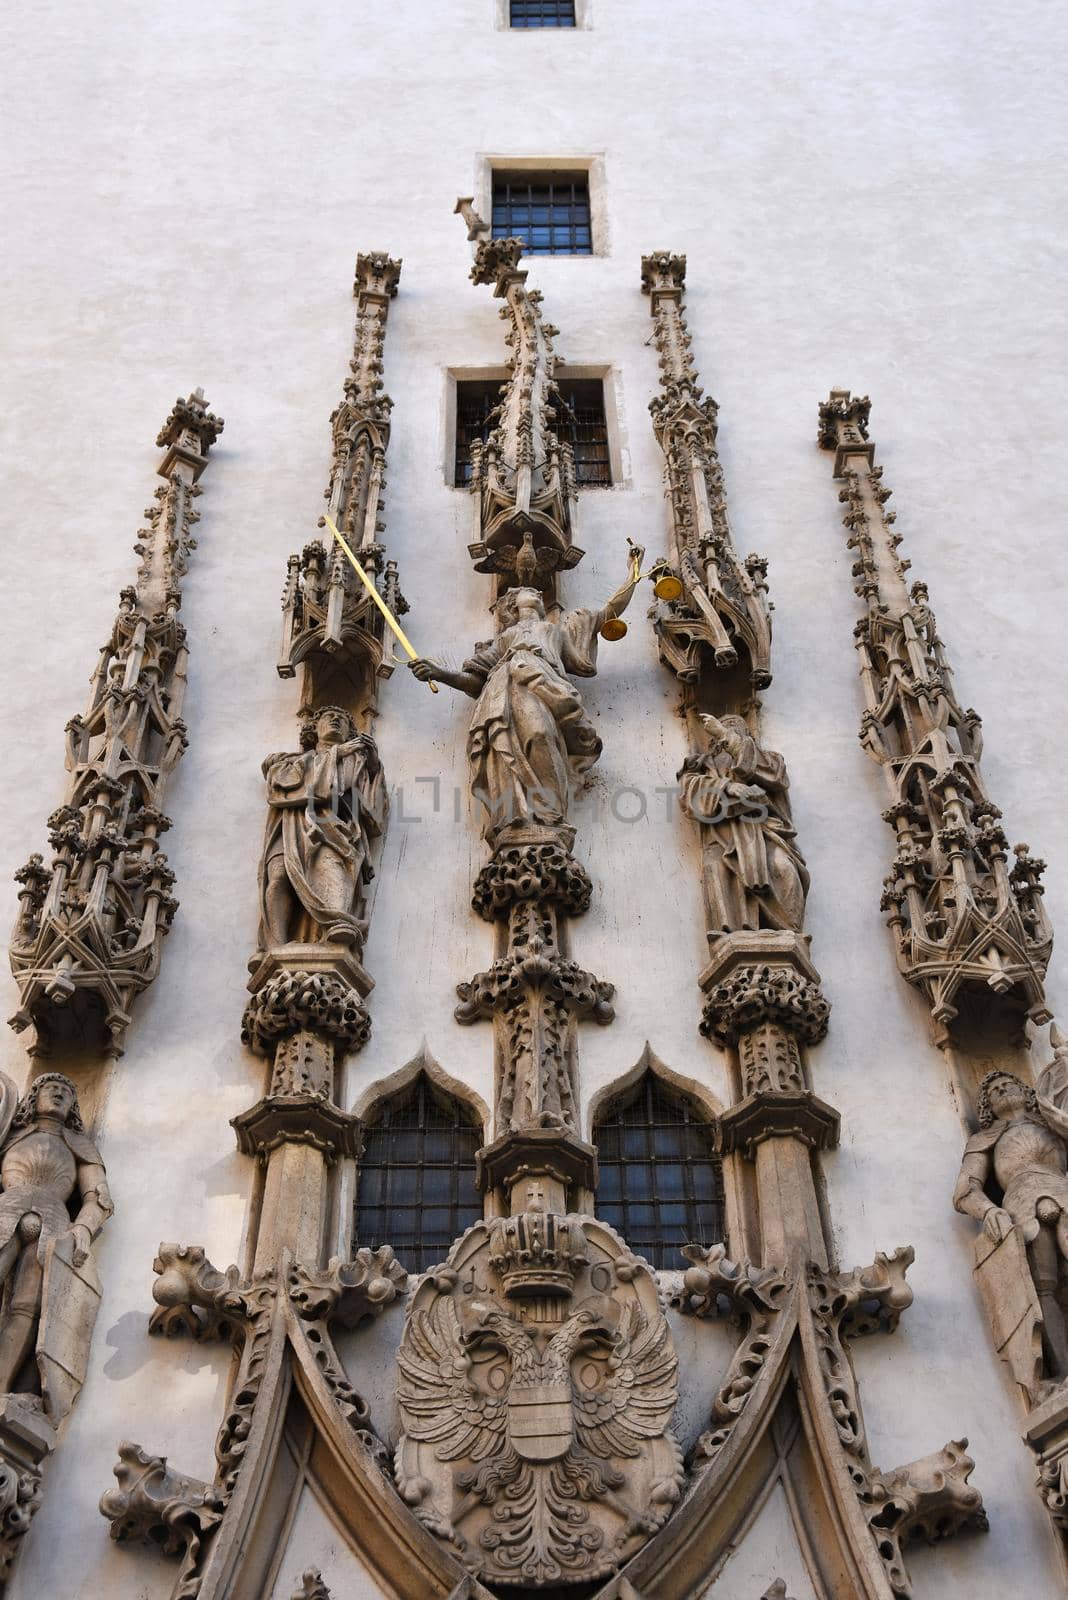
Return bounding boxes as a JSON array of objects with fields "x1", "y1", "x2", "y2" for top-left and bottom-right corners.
[
  {"x1": 507, "y1": 1379, "x2": 573, "y2": 1462},
  {"x1": 974, "y1": 1226, "x2": 1043, "y2": 1402},
  {"x1": 37, "y1": 1231, "x2": 102, "y2": 1423}
]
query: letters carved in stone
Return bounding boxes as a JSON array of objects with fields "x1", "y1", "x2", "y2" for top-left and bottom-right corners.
[
  {"x1": 392, "y1": 216, "x2": 680, "y2": 1591},
  {"x1": 396, "y1": 1212, "x2": 682, "y2": 1586},
  {"x1": 9, "y1": 391, "x2": 223, "y2": 1057}
]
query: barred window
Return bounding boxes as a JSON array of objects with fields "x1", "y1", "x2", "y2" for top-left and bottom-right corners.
[
  {"x1": 594, "y1": 1074, "x2": 724, "y2": 1268},
  {"x1": 454, "y1": 377, "x2": 610, "y2": 487},
  {"x1": 492, "y1": 173, "x2": 591, "y2": 255},
  {"x1": 355, "y1": 1074, "x2": 482, "y2": 1271},
  {"x1": 509, "y1": 0, "x2": 577, "y2": 26}
]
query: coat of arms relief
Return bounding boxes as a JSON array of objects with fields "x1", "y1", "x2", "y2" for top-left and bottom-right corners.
[{"x1": 395, "y1": 1206, "x2": 684, "y2": 1587}]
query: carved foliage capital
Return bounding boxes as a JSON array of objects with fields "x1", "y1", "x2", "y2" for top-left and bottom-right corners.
[
  {"x1": 701, "y1": 959, "x2": 830, "y2": 1048},
  {"x1": 862, "y1": 1439, "x2": 987, "y2": 1585},
  {"x1": 241, "y1": 968, "x2": 370, "y2": 1057},
  {"x1": 149, "y1": 1243, "x2": 248, "y2": 1341},
  {"x1": 472, "y1": 841, "x2": 592, "y2": 921},
  {"x1": 808, "y1": 1248, "x2": 915, "y2": 1340}
]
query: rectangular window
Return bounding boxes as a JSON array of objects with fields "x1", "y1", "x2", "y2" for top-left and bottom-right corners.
[
  {"x1": 454, "y1": 377, "x2": 610, "y2": 488},
  {"x1": 492, "y1": 172, "x2": 591, "y2": 255},
  {"x1": 510, "y1": 0, "x2": 576, "y2": 24}
]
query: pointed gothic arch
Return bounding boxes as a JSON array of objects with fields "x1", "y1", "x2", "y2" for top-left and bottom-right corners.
[
  {"x1": 354, "y1": 1047, "x2": 485, "y2": 1272},
  {"x1": 590, "y1": 1047, "x2": 725, "y2": 1269}
]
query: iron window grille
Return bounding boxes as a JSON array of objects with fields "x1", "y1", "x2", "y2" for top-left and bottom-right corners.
[
  {"x1": 491, "y1": 173, "x2": 591, "y2": 255},
  {"x1": 355, "y1": 1073, "x2": 482, "y2": 1272},
  {"x1": 509, "y1": 0, "x2": 577, "y2": 26},
  {"x1": 594, "y1": 1073, "x2": 724, "y2": 1268},
  {"x1": 454, "y1": 377, "x2": 610, "y2": 488}
]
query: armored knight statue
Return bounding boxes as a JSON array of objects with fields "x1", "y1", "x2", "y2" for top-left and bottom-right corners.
[
  {"x1": 0, "y1": 1072, "x2": 112, "y2": 1416},
  {"x1": 409, "y1": 549, "x2": 644, "y2": 844},
  {"x1": 954, "y1": 1065, "x2": 1068, "y2": 1379},
  {"x1": 257, "y1": 705, "x2": 383, "y2": 953},
  {"x1": 678, "y1": 712, "x2": 809, "y2": 935}
]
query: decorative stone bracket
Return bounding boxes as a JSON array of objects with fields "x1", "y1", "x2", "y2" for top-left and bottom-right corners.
[{"x1": 101, "y1": 1243, "x2": 406, "y2": 1594}]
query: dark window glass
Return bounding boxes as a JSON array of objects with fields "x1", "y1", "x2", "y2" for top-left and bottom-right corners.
[
  {"x1": 492, "y1": 174, "x2": 591, "y2": 254},
  {"x1": 510, "y1": 0, "x2": 577, "y2": 25},
  {"x1": 454, "y1": 377, "x2": 610, "y2": 488},
  {"x1": 355, "y1": 1074, "x2": 482, "y2": 1272},
  {"x1": 593, "y1": 1074, "x2": 724, "y2": 1268}
]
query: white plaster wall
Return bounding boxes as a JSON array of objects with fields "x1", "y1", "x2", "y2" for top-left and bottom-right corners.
[{"x1": 1, "y1": 0, "x2": 1067, "y2": 1594}]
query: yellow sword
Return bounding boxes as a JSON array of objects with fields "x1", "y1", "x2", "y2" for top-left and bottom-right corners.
[{"x1": 323, "y1": 515, "x2": 437, "y2": 692}]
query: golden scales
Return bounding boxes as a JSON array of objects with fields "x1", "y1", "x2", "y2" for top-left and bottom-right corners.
[{"x1": 599, "y1": 544, "x2": 683, "y2": 641}]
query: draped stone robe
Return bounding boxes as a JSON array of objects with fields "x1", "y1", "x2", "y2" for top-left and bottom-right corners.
[
  {"x1": 463, "y1": 607, "x2": 602, "y2": 843},
  {"x1": 678, "y1": 728, "x2": 809, "y2": 934},
  {"x1": 258, "y1": 736, "x2": 383, "y2": 950}
]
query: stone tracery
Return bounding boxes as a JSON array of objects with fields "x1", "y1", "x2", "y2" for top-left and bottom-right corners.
[{"x1": 818, "y1": 391, "x2": 1068, "y2": 1554}]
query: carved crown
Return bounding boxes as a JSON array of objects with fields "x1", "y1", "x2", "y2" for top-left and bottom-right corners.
[{"x1": 488, "y1": 1211, "x2": 589, "y2": 1300}]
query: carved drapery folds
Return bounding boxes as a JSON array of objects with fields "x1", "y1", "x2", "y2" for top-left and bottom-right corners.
[
  {"x1": 818, "y1": 390, "x2": 1068, "y2": 1546},
  {"x1": 9, "y1": 390, "x2": 223, "y2": 1058},
  {"x1": 637, "y1": 257, "x2": 984, "y2": 1594},
  {"x1": 818, "y1": 390, "x2": 1051, "y2": 1044},
  {"x1": 237, "y1": 254, "x2": 402, "y2": 1173},
  {"x1": 390, "y1": 216, "x2": 678, "y2": 1591},
  {"x1": 643, "y1": 251, "x2": 836, "y2": 1225},
  {"x1": 102, "y1": 256, "x2": 417, "y2": 1600},
  {"x1": 420, "y1": 215, "x2": 646, "y2": 1211},
  {"x1": 0, "y1": 1071, "x2": 114, "y2": 1576}
]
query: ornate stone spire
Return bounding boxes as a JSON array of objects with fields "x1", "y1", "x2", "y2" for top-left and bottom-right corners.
[
  {"x1": 818, "y1": 389, "x2": 1051, "y2": 1044},
  {"x1": 235, "y1": 253, "x2": 405, "y2": 1232},
  {"x1": 641, "y1": 252, "x2": 771, "y2": 687},
  {"x1": 389, "y1": 218, "x2": 681, "y2": 1590},
  {"x1": 819, "y1": 391, "x2": 1068, "y2": 1550},
  {"x1": 101, "y1": 263, "x2": 410, "y2": 1599},
  {"x1": 633, "y1": 262, "x2": 986, "y2": 1596},
  {"x1": 9, "y1": 390, "x2": 223, "y2": 1058}
]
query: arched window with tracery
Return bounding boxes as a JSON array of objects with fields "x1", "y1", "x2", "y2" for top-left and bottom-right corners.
[
  {"x1": 593, "y1": 1072, "x2": 724, "y2": 1267},
  {"x1": 355, "y1": 1072, "x2": 482, "y2": 1271}
]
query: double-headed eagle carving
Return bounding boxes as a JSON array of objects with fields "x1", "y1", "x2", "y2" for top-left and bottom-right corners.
[{"x1": 396, "y1": 1291, "x2": 680, "y2": 1585}]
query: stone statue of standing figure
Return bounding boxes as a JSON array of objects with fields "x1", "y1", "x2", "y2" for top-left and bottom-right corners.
[
  {"x1": 408, "y1": 549, "x2": 643, "y2": 845},
  {"x1": 258, "y1": 705, "x2": 383, "y2": 953},
  {"x1": 678, "y1": 712, "x2": 809, "y2": 936},
  {"x1": 955, "y1": 1055, "x2": 1068, "y2": 1381},
  {"x1": 0, "y1": 1071, "x2": 112, "y2": 1418}
]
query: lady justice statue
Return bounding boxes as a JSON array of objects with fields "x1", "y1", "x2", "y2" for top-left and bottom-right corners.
[{"x1": 409, "y1": 546, "x2": 644, "y2": 845}]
